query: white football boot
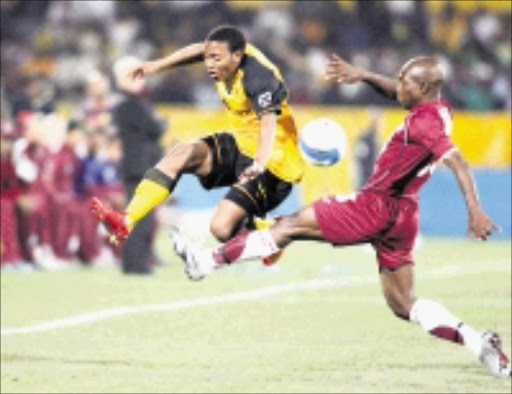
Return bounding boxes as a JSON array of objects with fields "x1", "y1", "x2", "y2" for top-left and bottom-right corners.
[
  {"x1": 170, "y1": 226, "x2": 216, "y2": 281},
  {"x1": 479, "y1": 331, "x2": 511, "y2": 378}
]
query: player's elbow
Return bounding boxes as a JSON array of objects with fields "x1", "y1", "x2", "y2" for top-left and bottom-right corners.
[{"x1": 441, "y1": 149, "x2": 465, "y2": 172}]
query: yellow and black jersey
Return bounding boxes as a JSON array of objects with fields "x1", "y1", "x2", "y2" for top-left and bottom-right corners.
[{"x1": 214, "y1": 44, "x2": 304, "y2": 183}]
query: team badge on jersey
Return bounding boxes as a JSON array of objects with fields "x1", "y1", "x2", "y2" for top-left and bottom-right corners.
[{"x1": 258, "y1": 91, "x2": 272, "y2": 108}]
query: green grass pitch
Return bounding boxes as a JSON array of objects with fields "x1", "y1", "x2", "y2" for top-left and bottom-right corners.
[{"x1": 1, "y1": 234, "x2": 511, "y2": 393}]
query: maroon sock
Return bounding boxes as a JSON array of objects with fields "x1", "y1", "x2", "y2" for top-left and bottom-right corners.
[
  {"x1": 213, "y1": 230, "x2": 252, "y2": 266},
  {"x1": 429, "y1": 325, "x2": 465, "y2": 345}
]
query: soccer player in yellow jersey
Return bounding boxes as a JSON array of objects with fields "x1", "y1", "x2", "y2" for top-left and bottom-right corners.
[{"x1": 91, "y1": 25, "x2": 304, "y2": 251}]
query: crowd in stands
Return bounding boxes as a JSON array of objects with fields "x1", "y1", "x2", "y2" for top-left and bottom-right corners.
[
  {"x1": 1, "y1": 0, "x2": 511, "y2": 270},
  {"x1": 1, "y1": 70, "x2": 124, "y2": 271},
  {"x1": 1, "y1": 0, "x2": 511, "y2": 111}
]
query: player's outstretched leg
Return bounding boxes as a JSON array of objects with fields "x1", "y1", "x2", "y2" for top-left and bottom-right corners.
[
  {"x1": 380, "y1": 264, "x2": 511, "y2": 378},
  {"x1": 91, "y1": 141, "x2": 211, "y2": 245},
  {"x1": 90, "y1": 167, "x2": 174, "y2": 245},
  {"x1": 170, "y1": 206, "x2": 324, "y2": 280},
  {"x1": 170, "y1": 226, "x2": 280, "y2": 280},
  {"x1": 410, "y1": 299, "x2": 511, "y2": 378}
]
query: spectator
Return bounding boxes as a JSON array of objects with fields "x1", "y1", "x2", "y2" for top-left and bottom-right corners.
[
  {"x1": 10, "y1": 73, "x2": 56, "y2": 118},
  {"x1": 12, "y1": 113, "x2": 61, "y2": 270},
  {"x1": 43, "y1": 115, "x2": 83, "y2": 264},
  {"x1": 0, "y1": 121, "x2": 29, "y2": 271},
  {"x1": 2, "y1": 1, "x2": 509, "y2": 111},
  {"x1": 354, "y1": 108, "x2": 381, "y2": 190},
  {"x1": 112, "y1": 56, "x2": 165, "y2": 274},
  {"x1": 77, "y1": 128, "x2": 123, "y2": 267},
  {"x1": 76, "y1": 69, "x2": 117, "y2": 135}
]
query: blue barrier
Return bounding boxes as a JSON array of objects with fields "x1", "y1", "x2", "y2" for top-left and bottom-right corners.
[{"x1": 419, "y1": 168, "x2": 511, "y2": 237}]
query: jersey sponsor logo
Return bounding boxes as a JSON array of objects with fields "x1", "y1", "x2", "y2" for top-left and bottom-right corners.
[{"x1": 258, "y1": 91, "x2": 272, "y2": 108}]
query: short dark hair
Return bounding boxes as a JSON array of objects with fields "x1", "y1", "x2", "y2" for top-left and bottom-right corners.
[{"x1": 205, "y1": 25, "x2": 246, "y2": 53}]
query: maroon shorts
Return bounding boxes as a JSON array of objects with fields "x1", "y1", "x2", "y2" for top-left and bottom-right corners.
[{"x1": 313, "y1": 192, "x2": 419, "y2": 268}]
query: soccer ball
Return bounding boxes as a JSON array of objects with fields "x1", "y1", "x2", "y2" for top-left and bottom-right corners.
[{"x1": 299, "y1": 117, "x2": 347, "y2": 166}]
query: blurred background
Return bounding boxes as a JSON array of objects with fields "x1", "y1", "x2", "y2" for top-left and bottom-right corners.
[{"x1": 1, "y1": 0, "x2": 510, "y2": 272}]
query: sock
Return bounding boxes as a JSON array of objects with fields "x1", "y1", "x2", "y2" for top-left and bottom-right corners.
[
  {"x1": 409, "y1": 298, "x2": 482, "y2": 357},
  {"x1": 125, "y1": 168, "x2": 176, "y2": 230},
  {"x1": 253, "y1": 218, "x2": 276, "y2": 230},
  {"x1": 213, "y1": 230, "x2": 280, "y2": 266}
]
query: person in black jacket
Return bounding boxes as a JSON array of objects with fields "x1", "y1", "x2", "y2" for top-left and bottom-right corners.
[
  {"x1": 112, "y1": 56, "x2": 165, "y2": 274},
  {"x1": 354, "y1": 108, "x2": 381, "y2": 190}
]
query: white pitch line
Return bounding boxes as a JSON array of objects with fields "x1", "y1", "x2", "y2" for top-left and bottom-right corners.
[
  {"x1": 1, "y1": 262, "x2": 510, "y2": 336},
  {"x1": 1, "y1": 278, "x2": 347, "y2": 336}
]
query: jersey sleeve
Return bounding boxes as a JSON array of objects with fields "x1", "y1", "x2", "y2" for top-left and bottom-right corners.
[
  {"x1": 242, "y1": 57, "x2": 287, "y2": 116},
  {"x1": 409, "y1": 108, "x2": 455, "y2": 161}
]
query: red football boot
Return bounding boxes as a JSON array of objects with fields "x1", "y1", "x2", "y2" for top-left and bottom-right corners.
[
  {"x1": 90, "y1": 197, "x2": 129, "y2": 245},
  {"x1": 261, "y1": 250, "x2": 284, "y2": 266}
]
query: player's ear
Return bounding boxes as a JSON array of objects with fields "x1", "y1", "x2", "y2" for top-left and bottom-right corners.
[
  {"x1": 419, "y1": 80, "x2": 430, "y2": 95},
  {"x1": 232, "y1": 49, "x2": 243, "y2": 63}
]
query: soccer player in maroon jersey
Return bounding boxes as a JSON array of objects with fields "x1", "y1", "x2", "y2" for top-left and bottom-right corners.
[
  {"x1": 0, "y1": 124, "x2": 23, "y2": 268},
  {"x1": 170, "y1": 55, "x2": 510, "y2": 378}
]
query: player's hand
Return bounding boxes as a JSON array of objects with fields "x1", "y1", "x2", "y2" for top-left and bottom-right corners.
[
  {"x1": 239, "y1": 162, "x2": 265, "y2": 184},
  {"x1": 325, "y1": 54, "x2": 365, "y2": 84},
  {"x1": 468, "y1": 208, "x2": 500, "y2": 241}
]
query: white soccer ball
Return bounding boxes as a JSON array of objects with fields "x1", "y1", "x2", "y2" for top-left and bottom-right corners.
[{"x1": 299, "y1": 117, "x2": 347, "y2": 166}]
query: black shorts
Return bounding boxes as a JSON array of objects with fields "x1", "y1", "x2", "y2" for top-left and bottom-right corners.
[{"x1": 199, "y1": 133, "x2": 292, "y2": 217}]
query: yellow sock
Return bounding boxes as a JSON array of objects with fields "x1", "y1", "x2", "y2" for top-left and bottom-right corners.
[
  {"x1": 125, "y1": 168, "x2": 176, "y2": 231},
  {"x1": 253, "y1": 218, "x2": 276, "y2": 230},
  {"x1": 125, "y1": 179, "x2": 169, "y2": 230}
]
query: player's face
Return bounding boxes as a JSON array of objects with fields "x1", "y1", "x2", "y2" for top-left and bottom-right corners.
[
  {"x1": 396, "y1": 65, "x2": 423, "y2": 109},
  {"x1": 204, "y1": 41, "x2": 243, "y2": 83}
]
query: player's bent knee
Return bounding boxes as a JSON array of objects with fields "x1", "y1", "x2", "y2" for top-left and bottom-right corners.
[
  {"x1": 210, "y1": 221, "x2": 233, "y2": 243},
  {"x1": 384, "y1": 295, "x2": 412, "y2": 321},
  {"x1": 166, "y1": 142, "x2": 195, "y2": 162},
  {"x1": 159, "y1": 142, "x2": 206, "y2": 174}
]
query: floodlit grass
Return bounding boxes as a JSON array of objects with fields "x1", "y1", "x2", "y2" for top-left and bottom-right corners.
[{"x1": 1, "y1": 235, "x2": 511, "y2": 393}]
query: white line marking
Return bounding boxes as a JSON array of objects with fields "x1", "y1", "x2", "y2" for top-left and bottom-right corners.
[{"x1": 1, "y1": 263, "x2": 510, "y2": 336}]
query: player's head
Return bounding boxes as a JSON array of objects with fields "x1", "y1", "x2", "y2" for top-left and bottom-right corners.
[
  {"x1": 113, "y1": 56, "x2": 145, "y2": 94},
  {"x1": 204, "y1": 25, "x2": 246, "y2": 82},
  {"x1": 397, "y1": 56, "x2": 445, "y2": 109}
]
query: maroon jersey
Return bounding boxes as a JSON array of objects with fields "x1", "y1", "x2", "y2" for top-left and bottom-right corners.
[
  {"x1": 12, "y1": 139, "x2": 49, "y2": 194},
  {"x1": 363, "y1": 99, "x2": 455, "y2": 200},
  {"x1": 45, "y1": 144, "x2": 80, "y2": 195},
  {"x1": 0, "y1": 156, "x2": 21, "y2": 199}
]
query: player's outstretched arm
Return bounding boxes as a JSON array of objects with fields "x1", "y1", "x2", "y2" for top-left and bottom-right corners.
[
  {"x1": 325, "y1": 54, "x2": 397, "y2": 100},
  {"x1": 442, "y1": 149, "x2": 500, "y2": 240},
  {"x1": 131, "y1": 43, "x2": 205, "y2": 79}
]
